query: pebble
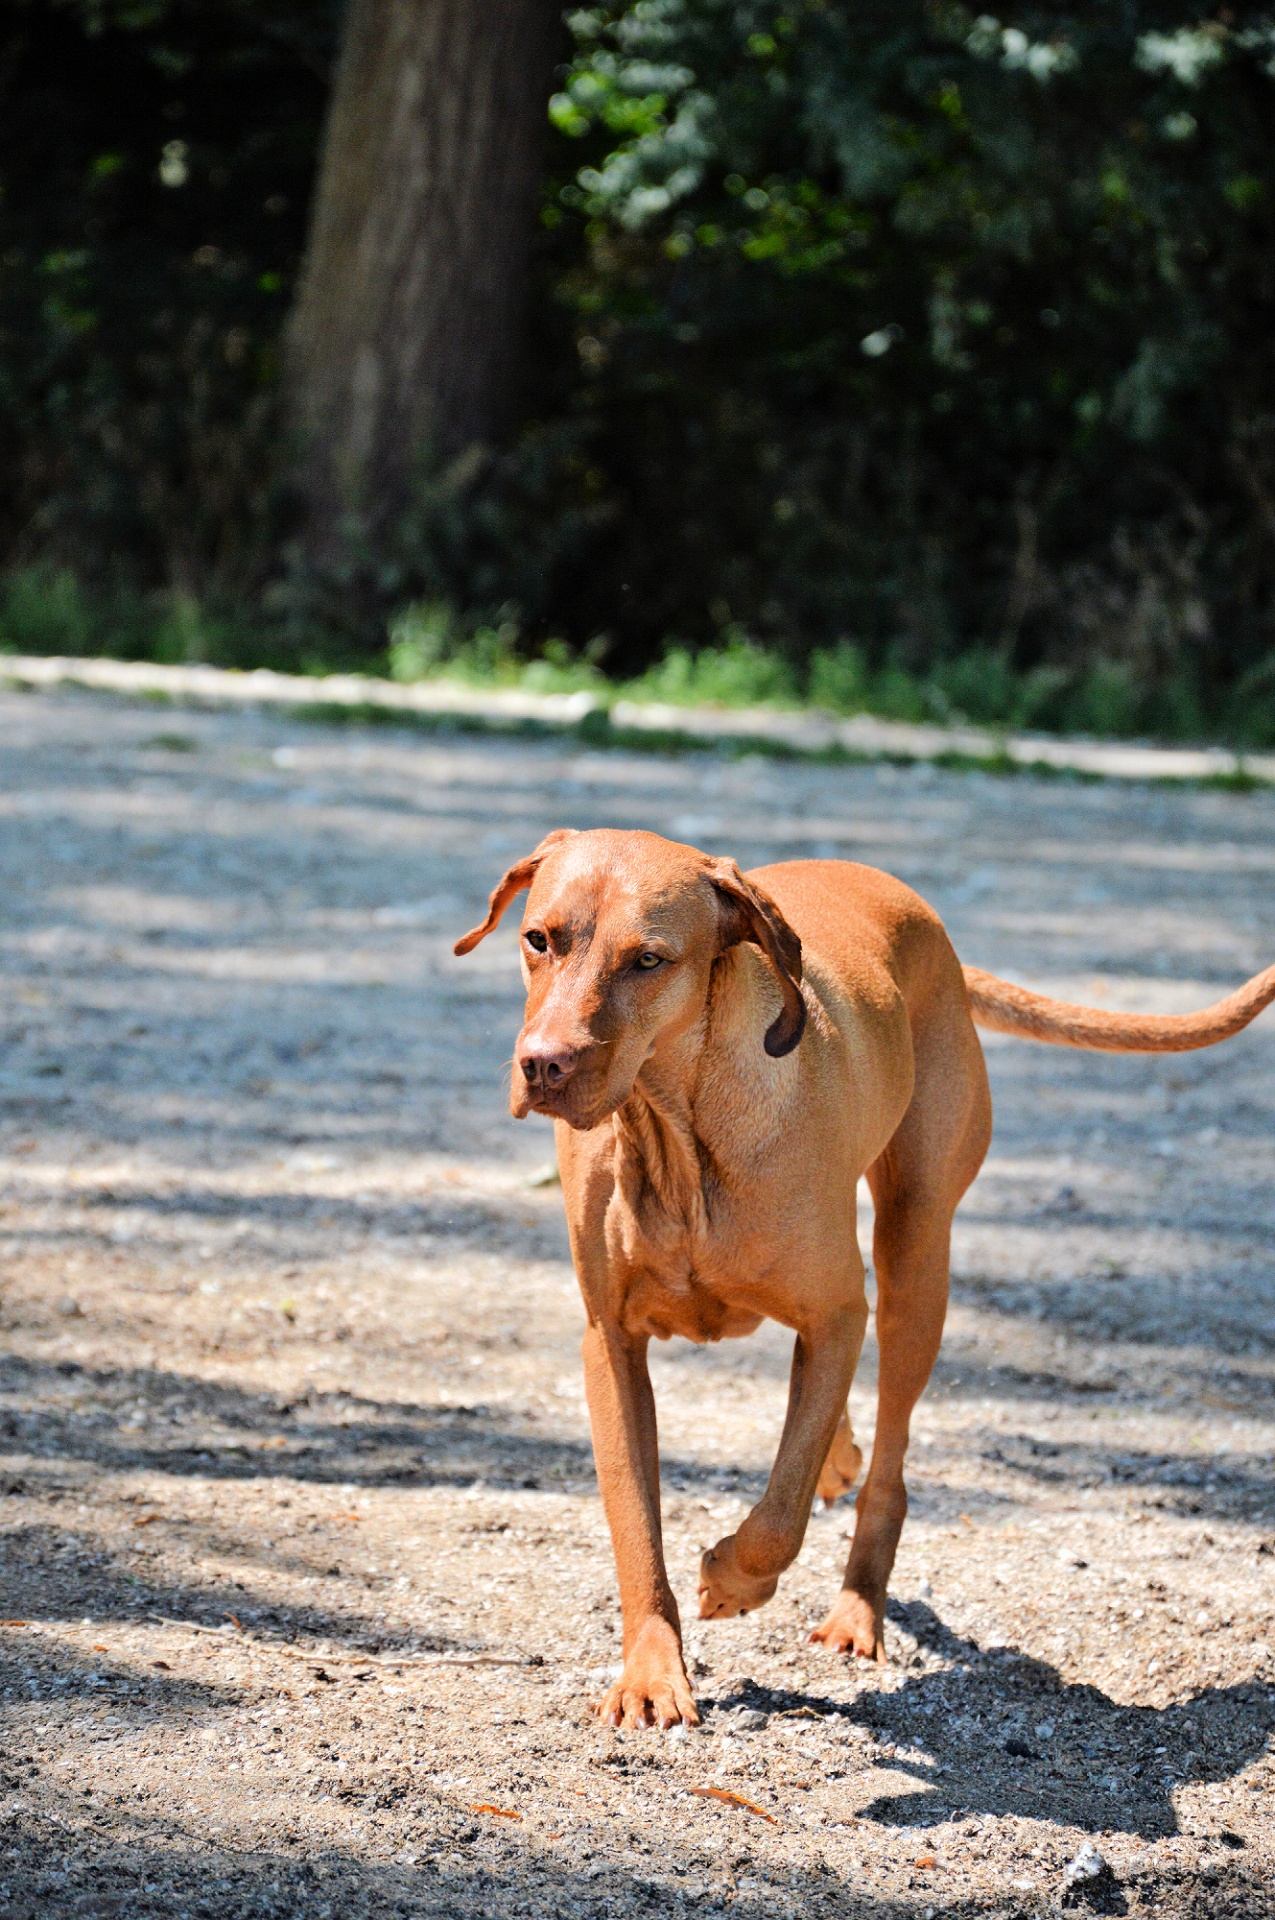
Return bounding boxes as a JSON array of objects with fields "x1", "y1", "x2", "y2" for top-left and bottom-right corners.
[
  {"x1": 731, "y1": 1708, "x2": 768, "y2": 1732},
  {"x1": 1062, "y1": 1840, "x2": 1118, "y2": 1909}
]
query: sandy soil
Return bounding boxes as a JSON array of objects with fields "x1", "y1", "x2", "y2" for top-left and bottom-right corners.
[{"x1": 0, "y1": 687, "x2": 1272, "y2": 1920}]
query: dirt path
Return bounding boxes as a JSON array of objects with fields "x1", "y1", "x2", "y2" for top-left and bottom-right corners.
[{"x1": 0, "y1": 688, "x2": 1272, "y2": 1919}]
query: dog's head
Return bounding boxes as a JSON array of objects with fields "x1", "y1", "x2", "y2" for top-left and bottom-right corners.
[{"x1": 454, "y1": 828, "x2": 805, "y2": 1129}]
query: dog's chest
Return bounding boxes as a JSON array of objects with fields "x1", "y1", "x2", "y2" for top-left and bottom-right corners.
[
  {"x1": 604, "y1": 1173, "x2": 762, "y2": 1343},
  {"x1": 600, "y1": 1098, "x2": 779, "y2": 1340}
]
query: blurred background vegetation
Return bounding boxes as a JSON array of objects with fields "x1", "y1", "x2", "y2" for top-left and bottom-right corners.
[{"x1": 3, "y1": 1, "x2": 1275, "y2": 742}]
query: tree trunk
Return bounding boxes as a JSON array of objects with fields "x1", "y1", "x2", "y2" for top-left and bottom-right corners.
[{"x1": 285, "y1": 0, "x2": 561, "y2": 569}]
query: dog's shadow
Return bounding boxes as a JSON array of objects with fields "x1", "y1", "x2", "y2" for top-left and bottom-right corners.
[{"x1": 705, "y1": 1599, "x2": 1270, "y2": 1849}]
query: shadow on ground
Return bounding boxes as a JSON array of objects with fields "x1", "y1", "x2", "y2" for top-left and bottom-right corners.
[
  {"x1": 0, "y1": 1824, "x2": 1013, "y2": 1920},
  {"x1": 703, "y1": 1612, "x2": 1271, "y2": 1844},
  {"x1": 5, "y1": 1344, "x2": 1275, "y2": 1557},
  {"x1": 0, "y1": 1174, "x2": 570, "y2": 1266},
  {"x1": 2, "y1": 1646, "x2": 1273, "y2": 1919},
  {"x1": 0, "y1": 1351, "x2": 593, "y2": 1494}
]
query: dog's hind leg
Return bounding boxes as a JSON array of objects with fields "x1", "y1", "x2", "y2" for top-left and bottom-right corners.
[
  {"x1": 816, "y1": 1406, "x2": 863, "y2": 1505},
  {"x1": 810, "y1": 979, "x2": 991, "y2": 1661},
  {"x1": 811, "y1": 1183, "x2": 954, "y2": 1659}
]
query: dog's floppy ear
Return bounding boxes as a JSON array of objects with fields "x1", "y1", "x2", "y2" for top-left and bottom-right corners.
[
  {"x1": 454, "y1": 829, "x2": 578, "y2": 955},
  {"x1": 707, "y1": 858, "x2": 806, "y2": 1057}
]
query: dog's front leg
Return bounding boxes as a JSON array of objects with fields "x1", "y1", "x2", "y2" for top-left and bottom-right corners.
[
  {"x1": 698, "y1": 1302, "x2": 864, "y2": 1619},
  {"x1": 581, "y1": 1320, "x2": 699, "y2": 1729}
]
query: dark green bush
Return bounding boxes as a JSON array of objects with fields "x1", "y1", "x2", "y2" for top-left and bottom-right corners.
[
  {"x1": 4, "y1": 0, "x2": 1275, "y2": 744},
  {"x1": 0, "y1": 0, "x2": 333, "y2": 606},
  {"x1": 491, "y1": 0, "x2": 1275, "y2": 741}
]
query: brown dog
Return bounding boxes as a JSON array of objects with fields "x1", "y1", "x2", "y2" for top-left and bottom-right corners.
[{"x1": 456, "y1": 829, "x2": 1275, "y2": 1728}]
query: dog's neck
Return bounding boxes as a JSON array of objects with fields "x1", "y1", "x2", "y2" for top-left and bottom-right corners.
[
  {"x1": 611, "y1": 945, "x2": 789, "y2": 1231},
  {"x1": 610, "y1": 1008, "x2": 710, "y2": 1232}
]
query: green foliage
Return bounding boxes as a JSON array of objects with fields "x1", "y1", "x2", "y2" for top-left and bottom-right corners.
[
  {"x1": 6, "y1": 558, "x2": 1275, "y2": 744},
  {"x1": 388, "y1": 601, "x2": 612, "y2": 693},
  {"x1": 0, "y1": 0, "x2": 334, "y2": 591},
  {"x1": 387, "y1": 602, "x2": 459, "y2": 683},
  {"x1": 0, "y1": 566, "x2": 94, "y2": 655},
  {"x1": 623, "y1": 635, "x2": 797, "y2": 706},
  {"x1": 4, "y1": 0, "x2": 1275, "y2": 748},
  {"x1": 471, "y1": 0, "x2": 1275, "y2": 730},
  {"x1": 377, "y1": 613, "x2": 1275, "y2": 747},
  {"x1": 0, "y1": 564, "x2": 300, "y2": 672}
]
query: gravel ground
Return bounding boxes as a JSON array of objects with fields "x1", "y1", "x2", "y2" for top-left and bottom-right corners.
[{"x1": 0, "y1": 688, "x2": 1272, "y2": 1920}]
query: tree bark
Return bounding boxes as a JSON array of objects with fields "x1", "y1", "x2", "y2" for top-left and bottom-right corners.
[{"x1": 285, "y1": 0, "x2": 561, "y2": 568}]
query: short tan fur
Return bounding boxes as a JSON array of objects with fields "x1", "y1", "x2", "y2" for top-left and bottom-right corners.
[{"x1": 456, "y1": 831, "x2": 1273, "y2": 1727}]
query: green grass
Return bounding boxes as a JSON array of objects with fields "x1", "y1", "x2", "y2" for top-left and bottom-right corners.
[
  {"x1": 138, "y1": 731, "x2": 199, "y2": 752},
  {"x1": 383, "y1": 602, "x2": 1275, "y2": 751},
  {"x1": 3, "y1": 567, "x2": 1275, "y2": 754}
]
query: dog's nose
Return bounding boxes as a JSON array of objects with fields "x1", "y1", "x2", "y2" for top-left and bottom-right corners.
[{"x1": 518, "y1": 1043, "x2": 579, "y2": 1091}]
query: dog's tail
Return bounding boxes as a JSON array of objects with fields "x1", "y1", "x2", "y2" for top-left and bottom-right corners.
[{"x1": 963, "y1": 963, "x2": 1275, "y2": 1054}]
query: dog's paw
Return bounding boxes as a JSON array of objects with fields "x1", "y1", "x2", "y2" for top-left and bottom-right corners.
[
  {"x1": 808, "y1": 1588, "x2": 887, "y2": 1662},
  {"x1": 815, "y1": 1440, "x2": 863, "y2": 1506},
  {"x1": 697, "y1": 1535, "x2": 780, "y2": 1619},
  {"x1": 595, "y1": 1619, "x2": 699, "y2": 1730}
]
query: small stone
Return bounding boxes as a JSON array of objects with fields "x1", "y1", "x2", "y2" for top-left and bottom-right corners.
[
  {"x1": 1061, "y1": 1840, "x2": 1119, "y2": 1911},
  {"x1": 732, "y1": 1708, "x2": 768, "y2": 1732},
  {"x1": 828, "y1": 1719, "x2": 869, "y2": 1744},
  {"x1": 55, "y1": 1296, "x2": 84, "y2": 1318},
  {"x1": 1064, "y1": 1841, "x2": 1106, "y2": 1883}
]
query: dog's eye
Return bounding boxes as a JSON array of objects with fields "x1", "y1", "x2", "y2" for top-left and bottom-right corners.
[
  {"x1": 524, "y1": 929, "x2": 548, "y2": 954},
  {"x1": 636, "y1": 952, "x2": 664, "y2": 970}
]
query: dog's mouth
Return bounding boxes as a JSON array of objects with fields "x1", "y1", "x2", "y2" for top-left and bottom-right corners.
[
  {"x1": 519, "y1": 1087, "x2": 568, "y2": 1119},
  {"x1": 513, "y1": 1075, "x2": 623, "y2": 1131}
]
